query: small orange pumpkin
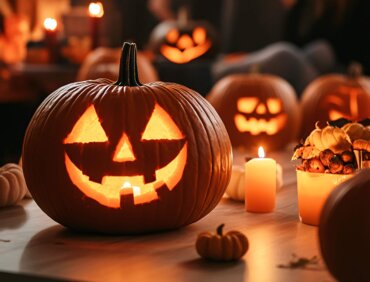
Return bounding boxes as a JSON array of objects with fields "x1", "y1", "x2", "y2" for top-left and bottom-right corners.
[
  {"x1": 196, "y1": 224, "x2": 249, "y2": 261},
  {"x1": 208, "y1": 73, "x2": 299, "y2": 152},
  {"x1": 300, "y1": 63, "x2": 370, "y2": 138}
]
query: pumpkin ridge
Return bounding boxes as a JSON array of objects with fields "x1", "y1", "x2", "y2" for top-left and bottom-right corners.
[{"x1": 171, "y1": 85, "x2": 229, "y2": 222}]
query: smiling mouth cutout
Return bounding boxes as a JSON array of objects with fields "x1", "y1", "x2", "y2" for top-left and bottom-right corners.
[
  {"x1": 160, "y1": 41, "x2": 212, "y2": 64},
  {"x1": 234, "y1": 114, "x2": 287, "y2": 135},
  {"x1": 64, "y1": 104, "x2": 187, "y2": 208}
]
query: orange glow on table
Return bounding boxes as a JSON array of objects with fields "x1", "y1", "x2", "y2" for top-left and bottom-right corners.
[
  {"x1": 296, "y1": 170, "x2": 353, "y2": 225},
  {"x1": 245, "y1": 146, "x2": 276, "y2": 212}
]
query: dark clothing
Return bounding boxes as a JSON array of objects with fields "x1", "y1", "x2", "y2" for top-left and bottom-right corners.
[{"x1": 284, "y1": 0, "x2": 370, "y2": 74}]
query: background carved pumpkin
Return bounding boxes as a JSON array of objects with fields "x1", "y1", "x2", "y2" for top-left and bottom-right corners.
[
  {"x1": 149, "y1": 8, "x2": 218, "y2": 64},
  {"x1": 22, "y1": 42, "x2": 232, "y2": 234},
  {"x1": 77, "y1": 47, "x2": 158, "y2": 83},
  {"x1": 300, "y1": 63, "x2": 370, "y2": 138},
  {"x1": 207, "y1": 73, "x2": 299, "y2": 152}
]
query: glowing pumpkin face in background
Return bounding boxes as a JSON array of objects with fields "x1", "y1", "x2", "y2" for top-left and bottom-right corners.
[
  {"x1": 325, "y1": 86, "x2": 367, "y2": 121},
  {"x1": 300, "y1": 64, "x2": 370, "y2": 138},
  {"x1": 208, "y1": 73, "x2": 300, "y2": 152},
  {"x1": 234, "y1": 96, "x2": 287, "y2": 135},
  {"x1": 149, "y1": 9, "x2": 218, "y2": 64},
  {"x1": 64, "y1": 103, "x2": 187, "y2": 208},
  {"x1": 159, "y1": 26, "x2": 212, "y2": 64}
]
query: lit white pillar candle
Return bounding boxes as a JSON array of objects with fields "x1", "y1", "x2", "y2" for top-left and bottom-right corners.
[{"x1": 245, "y1": 146, "x2": 276, "y2": 212}]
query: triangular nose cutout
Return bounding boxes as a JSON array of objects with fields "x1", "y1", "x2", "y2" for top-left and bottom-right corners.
[
  {"x1": 113, "y1": 133, "x2": 136, "y2": 162},
  {"x1": 256, "y1": 103, "x2": 267, "y2": 114}
]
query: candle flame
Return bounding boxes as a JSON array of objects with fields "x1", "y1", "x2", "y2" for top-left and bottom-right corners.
[
  {"x1": 44, "y1": 18, "x2": 57, "y2": 31},
  {"x1": 89, "y1": 2, "x2": 104, "y2": 18},
  {"x1": 122, "y1": 181, "x2": 131, "y2": 189},
  {"x1": 121, "y1": 181, "x2": 141, "y2": 196},
  {"x1": 258, "y1": 146, "x2": 265, "y2": 158}
]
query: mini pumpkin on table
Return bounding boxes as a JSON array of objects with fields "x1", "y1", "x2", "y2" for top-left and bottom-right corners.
[{"x1": 196, "y1": 224, "x2": 249, "y2": 262}]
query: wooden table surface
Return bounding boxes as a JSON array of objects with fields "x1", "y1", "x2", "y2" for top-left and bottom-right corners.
[{"x1": 0, "y1": 148, "x2": 335, "y2": 282}]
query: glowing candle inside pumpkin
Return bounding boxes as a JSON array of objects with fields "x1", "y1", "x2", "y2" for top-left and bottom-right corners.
[
  {"x1": 121, "y1": 181, "x2": 141, "y2": 197},
  {"x1": 88, "y1": 2, "x2": 104, "y2": 49},
  {"x1": 245, "y1": 146, "x2": 276, "y2": 212}
]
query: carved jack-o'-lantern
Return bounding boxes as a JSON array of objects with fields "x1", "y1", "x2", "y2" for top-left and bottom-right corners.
[
  {"x1": 149, "y1": 9, "x2": 217, "y2": 64},
  {"x1": 300, "y1": 63, "x2": 370, "y2": 138},
  {"x1": 23, "y1": 43, "x2": 232, "y2": 234},
  {"x1": 208, "y1": 73, "x2": 299, "y2": 152}
]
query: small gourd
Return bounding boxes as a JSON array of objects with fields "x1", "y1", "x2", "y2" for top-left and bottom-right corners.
[
  {"x1": 0, "y1": 163, "x2": 28, "y2": 207},
  {"x1": 196, "y1": 224, "x2": 249, "y2": 261},
  {"x1": 226, "y1": 164, "x2": 283, "y2": 202},
  {"x1": 342, "y1": 122, "x2": 370, "y2": 142},
  {"x1": 305, "y1": 124, "x2": 351, "y2": 154}
]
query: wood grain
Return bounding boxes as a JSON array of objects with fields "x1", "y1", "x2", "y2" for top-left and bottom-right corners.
[{"x1": 0, "y1": 147, "x2": 335, "y2": 282}]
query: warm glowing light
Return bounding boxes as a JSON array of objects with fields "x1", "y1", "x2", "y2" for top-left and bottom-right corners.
[
  {"x1": 121, "y1": 182, "x2": 141, "y2": 197},
  {"x1": 326, "y1": 87, "x2": 363, "y2": 121},
  {"x1": 64, "y1": 144, "x2": 187, "y2": 207},
  {"x1": 177, "y1": 34, "x2": 193, "y2": 50},
  {"x1": 160, "y1": 41, "x2": 211, "y2": 64},
  {"x1": 166, "y1": 29, "x2": 179, "y2": 44},
  {"x1": 258, "y1": 146, "x2": 265, "y2": 158},
  {"x1": 113, "y1": 134, "x2": 136, "y2": 162},
  {"x1": 89, "y1": 2, "x2": 104, "y2": 18},
  {"x1": 256, "y1": 104, "x2": 267, "y2": 114},
  {"x1": 237, "y1": 97, "x2": 259, "y2": 114},
  {"x1": 64, "y1": 105, "x2": 108, "y2": 144},
  {"x1": 193, "y1": 27, "x2": 207, "y2": 45},
  {"x1": 43, "y1": 18, "x2": 57, "y2": 31},
  {"x1": 63, "y1": 103, "x2": 188, "y2": 208},
  {"x1": 141, "y1": 104, "x2": 184, "y2": 140},
  {"x1": 266, "y1": 98, "x2": 282, "y2": 114},
  {"x1": 234, "y1": 114, "x2": 287, "y2": 135}
]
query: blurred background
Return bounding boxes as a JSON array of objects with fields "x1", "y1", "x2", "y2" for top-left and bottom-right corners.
[{"x1": 0, "y1": 0, "x2": 369, "y2": 163}]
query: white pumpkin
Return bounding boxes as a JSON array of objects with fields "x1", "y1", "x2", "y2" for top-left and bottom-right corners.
[
  {"x1": 0, "y1": 163, "x2": 28, "y2": 207},
  {"x1": 226, "y1": 164, "x2": 283, "y2": 202}
]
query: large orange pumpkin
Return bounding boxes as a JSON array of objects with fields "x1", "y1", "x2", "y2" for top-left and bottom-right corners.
[
  {"x1": 319, "y1": 169, "x2": 370, "y2": 282},
  {"x1": 22, "y1": 42, "x2": 232, "y2": 234},
  {"x1": 207, "y1": 73, "x2": 299, "y2": 152},
  {"x1": 300, "y1": 63, "x2": 370, "y2": 138}
]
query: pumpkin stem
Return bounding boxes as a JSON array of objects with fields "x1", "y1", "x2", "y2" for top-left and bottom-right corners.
[
  {"x1": 250, "y1": 64, "x2": 261, "y2": 74},
  {"x1": 115, "y1": 42, "x2": 142, "y2": 86},
  {"x1": 348, "y1": 62, "x2": 362, "y2": 79},
  {"x1": 178, "y1": 6, "x2": 189, "y2": 27},
  {"x1": 217, "y1": 224, "x2": 225, "y2": 236}
]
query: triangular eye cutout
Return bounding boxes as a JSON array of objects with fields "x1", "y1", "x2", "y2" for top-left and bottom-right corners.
[
  {"x1": 141, "y1": 103, "x2": 184, "y2": 140},
  {"x1": 113, "y1": 133, "x2": 136, "y2": 162},
  {"x1": 64, "y1": 105, "x2": 108, "y2": 144}
]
